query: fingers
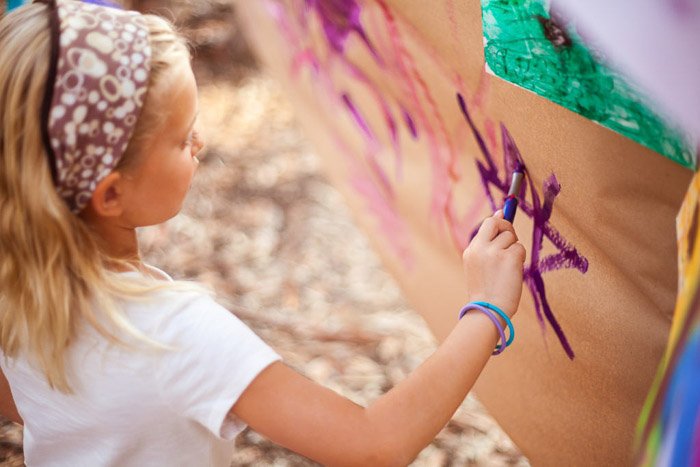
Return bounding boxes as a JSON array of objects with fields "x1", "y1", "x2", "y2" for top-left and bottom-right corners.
[
  {"x1": 466, "y1": 211, "x2": 526, "y2": 268},
  {"x1": 492, "y1": 230, "x2": 518, "y2": 250},
  {"x1": 473, "y1": 212, "x2": 517, "y2": 245},
  {"x1": 503, "y1": 243, "x2": 527, "y2": 268}
]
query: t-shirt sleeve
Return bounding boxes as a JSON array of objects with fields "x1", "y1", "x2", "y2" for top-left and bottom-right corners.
[{"x1": 152, "y1": 292, "x2": 281, "y2": 440}]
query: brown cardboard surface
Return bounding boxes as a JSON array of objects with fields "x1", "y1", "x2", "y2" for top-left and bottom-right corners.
[{"x1": 237, "y1": 1, "x2": 692, "y2": 465}]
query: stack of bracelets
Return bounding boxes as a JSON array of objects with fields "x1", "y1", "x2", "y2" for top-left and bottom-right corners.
[{"x1": 458, "y1": 302, "x2": 515, "y2": 355}]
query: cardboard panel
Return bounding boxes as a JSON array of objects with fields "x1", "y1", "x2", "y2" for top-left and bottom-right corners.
[{"x1": 237, "y1": 1, "x2": 692, "y2": 465}]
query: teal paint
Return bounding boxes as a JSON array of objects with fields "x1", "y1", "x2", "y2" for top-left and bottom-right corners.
[{"x1": 481, "y1": 0, "x2": 696, "y2": 169}]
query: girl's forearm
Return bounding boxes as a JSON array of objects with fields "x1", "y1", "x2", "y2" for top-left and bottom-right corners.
[
  {"x1": 364, "y1": 312, "x2": 499, "y2": 464},
  {"x1": 233, "y1": 312, "x2": 503, "y2": 466},
  {"x1": 234, "y1": 212, "x2": 521, "y2": 466}
]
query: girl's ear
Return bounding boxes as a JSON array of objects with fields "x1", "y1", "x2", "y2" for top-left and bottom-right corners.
[{"x1": 89, "y1": 172, "x2": 125, "y2": 218}]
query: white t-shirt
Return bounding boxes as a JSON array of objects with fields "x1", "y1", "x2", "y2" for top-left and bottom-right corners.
[{"x1": 0, "y1": 270, "x2": 280, "y2": 466}]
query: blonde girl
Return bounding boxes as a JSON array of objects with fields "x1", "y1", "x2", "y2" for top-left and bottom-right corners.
[{"x1": 0, "y1": 1, "x2": 526, "y2": 465}]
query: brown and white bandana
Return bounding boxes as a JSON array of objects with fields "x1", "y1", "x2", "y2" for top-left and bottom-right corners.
[{"x1": 41, "y1": 0, "x2": 152, "y2": 213}]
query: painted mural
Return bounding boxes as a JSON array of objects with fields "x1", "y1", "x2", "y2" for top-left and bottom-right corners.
[
  {"x1": 265, "y1": 0, "x2": 589, "y2": 358},
  {"x1": 240, "y1": 0, "x2": 691, "y2": 464}
]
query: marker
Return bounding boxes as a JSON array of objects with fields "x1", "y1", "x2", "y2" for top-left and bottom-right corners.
[{"x1": 503, "y1": 169, "x2": 524, "y2": 223}]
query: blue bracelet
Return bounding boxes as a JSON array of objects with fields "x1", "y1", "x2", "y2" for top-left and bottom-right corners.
[
  {"x1": 458, "y1": 303, "x2": 507, "y2": 355},
  {"x1": 469, "y1": 301, "x2": 514, "y2": 348}
]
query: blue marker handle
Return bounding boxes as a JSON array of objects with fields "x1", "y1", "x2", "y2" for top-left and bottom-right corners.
[{"x1": 503, "y1": 195, "x2": 518, "y2": 223}]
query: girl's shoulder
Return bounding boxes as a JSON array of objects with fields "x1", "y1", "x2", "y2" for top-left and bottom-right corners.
[
  {"x1": 113, "y1": 264, "x2": 270, "y2": 359},
  {"x1": 114, "y1": 264, "x2": 221, "y2": 337}
]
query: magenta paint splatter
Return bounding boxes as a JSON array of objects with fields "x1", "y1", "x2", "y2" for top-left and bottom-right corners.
[
  {"x1": 341, "y1": 93, "x2": 395, "y2": 199},
  {"x1": 401, "y1": 106, "x2": 419, "y2": 139},
  {"x1": 268, "y1": 0, "x2": 426, "y2": 267},
  {"x1": 269, "y1": 0, "x2": 415, "y2": 260},
  {"x1": 376, "y1": 0, "x2": 469, "y2": 239},
  {"x1": 342, "y1": 93, "x2": 374, "y2": 139},
  {"x1": 303, "y1": 0, "x2": 380, "y2": 59},
  {"x1": 329, "y1": 0, "x2": 479, "y2": 245},
  {"x1": 281, "y1": 0, "x2": 485, "y2": 264},
  {"x1": 457, "y1": 93, "x2": 589, "y2": 359}
]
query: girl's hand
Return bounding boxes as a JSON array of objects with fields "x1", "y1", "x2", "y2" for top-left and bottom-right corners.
[{"x1": 462, "y1": 210, "x2": 526, "y2": 317}]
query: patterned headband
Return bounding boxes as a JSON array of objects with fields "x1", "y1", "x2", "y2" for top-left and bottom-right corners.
[{"x1": 40, "y1": 0, "x2": 152, "y2": 213}]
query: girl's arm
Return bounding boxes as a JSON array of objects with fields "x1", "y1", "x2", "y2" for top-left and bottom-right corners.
[
  {"x1": 234, "y1": 314, "x2": 501, "y2": 466},
  {"x1": 232, "y1": 212, "x2": 525, "y2": 466},
  {"x1": 0, "y1": 367, "x2": 21, "y2": 425}
]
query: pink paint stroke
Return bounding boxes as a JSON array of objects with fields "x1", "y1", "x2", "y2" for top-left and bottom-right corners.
[{"x1": 267, "y1": 0, "x2": 414, "y2": 266}]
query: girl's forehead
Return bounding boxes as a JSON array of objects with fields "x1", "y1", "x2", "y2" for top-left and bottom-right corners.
[
  {"x1": 156, "y1": 59, "x2": 197, "y2": 104},
  {"x1": 149, "y1": 62, "x2": 198, "y2": 131}
]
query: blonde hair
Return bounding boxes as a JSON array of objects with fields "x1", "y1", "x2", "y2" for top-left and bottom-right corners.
[{"x1": 0, "y1": 4, "x2": 192, "y2": 391}]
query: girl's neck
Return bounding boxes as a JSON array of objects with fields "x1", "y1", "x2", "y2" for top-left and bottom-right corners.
[
  {"x1": 81, "y1": 212, "x2": 142, "y2": 269},
  {"x1": 99, "y1": 226, "x2": 142, "y2": 271}
]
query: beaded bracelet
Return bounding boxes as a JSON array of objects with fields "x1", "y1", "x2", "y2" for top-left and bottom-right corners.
[{"x1": 459, "y1": 303, "x2": 507, "y2": 355}]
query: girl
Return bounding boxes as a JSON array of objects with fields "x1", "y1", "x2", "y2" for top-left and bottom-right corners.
[{"x1": 0, "y1": 1, "x2": 526, "y2": 465}]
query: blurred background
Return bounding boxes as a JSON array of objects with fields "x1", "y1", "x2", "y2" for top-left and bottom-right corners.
[{"x1": 0, "y1": 1, "x2": 528, "y2": 465}]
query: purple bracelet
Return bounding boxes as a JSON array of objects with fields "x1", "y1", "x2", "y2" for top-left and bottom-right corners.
[{"x1": 459, "y1": 303, "x2": 507, "y2": 355}]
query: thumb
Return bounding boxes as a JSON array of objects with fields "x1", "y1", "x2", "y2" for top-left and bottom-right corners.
[{"x1": 494, "y1": 209, "x2": 504, "y2": 219}]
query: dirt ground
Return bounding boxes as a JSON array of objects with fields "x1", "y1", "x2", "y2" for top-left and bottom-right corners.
[{"x1": 0, "y1": 1, "x2": 528, "y2": 465}]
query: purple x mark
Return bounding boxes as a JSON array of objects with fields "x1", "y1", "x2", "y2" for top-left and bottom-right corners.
[{"x1": 458, "y1": 93, "x2": 589, "y2": 359}]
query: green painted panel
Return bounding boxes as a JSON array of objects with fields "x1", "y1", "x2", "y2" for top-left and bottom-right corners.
[{"x1": 481, "y1": 0, "x2": 696, "y2": 169}]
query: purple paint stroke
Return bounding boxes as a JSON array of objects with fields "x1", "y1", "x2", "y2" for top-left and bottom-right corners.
[
  {"x1": 457, "y1": 93, "x2": 589, "y2": 359},
  {"x1": 332, "y1": 95, "x2": 412, "y2": 267},
  {"x1": 327, "y1": 96, "x2": 414, "y2": 268},
  {"x1": 341, "y1": 60, "x2": 403, "y2": 179},
  {"x1": 303, "y1": 0, "x2": 381, "y2": 60},
  {"x1": 341, "y1": 93, "x2": 394, "y2": 198},
  {"x1": 300, "y1": 0, "x2": 488, "y2": 254},
  {"x1": 272, "y1": 0, "x2": 483, "y2": 265},
  {"x1": 266, "y1": 0, "x2": 415, "y2": 267},
  {"x1": 341, "y1": 93, "x2": 374, "y2": 139},
  {"x1": 401, "y1": 106, "x2": 419, "y2": 139},
  {"x1": 377, "y1": 0, "x2": 458, "y2": 236},
  {"x1": 307, "y1": 0, "x2": 454, "y2": 243},
  {"x1": 289, "y1": 0, "x2": 408, "y2": 184}
]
